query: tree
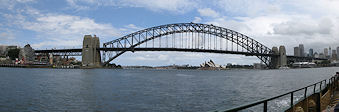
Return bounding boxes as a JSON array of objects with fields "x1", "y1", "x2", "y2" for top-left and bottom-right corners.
[{"x1": 7, "y1": 49, "x2": 20, "y2": 60}]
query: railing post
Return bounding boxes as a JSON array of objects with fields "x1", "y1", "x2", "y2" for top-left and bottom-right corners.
[
  {"x1": 329, "y1": 78, "x2": 332, "y2": 95},
  {"x1": 264, "y1": 101, "x2": 267, "y2": 112},
  {"x1": 314, "y1": 83, "x2": 316, "y2": 94},
  {"x1": 291, "y1": 92, "x2": 294, "y2": 108},
  {"x1": 319, "y1": 81, "x2": 323, "y2": 93},
  {"x1": 336, "y1": 75, "x2": 338, "y2": 88},
  {"x1": 304, "y1": 87, "x2": 307, "y2": 99}
]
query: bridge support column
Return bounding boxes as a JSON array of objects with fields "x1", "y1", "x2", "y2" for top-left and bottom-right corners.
[
  {"x1": 82, "y1": 35, "x2": 101, "y2": 68},
  {"x1": 270, "y1": 46, "x2": 287, "y2": 69},
  {"x1": 278, "y1": 46, "x2": 287, "y2": 67},
  {"x1": 271, "y1": 47, "x2": 279, "y2": 69},
  {"x1": 49, "y1": 53, "x2": 53, "y2": 65}
]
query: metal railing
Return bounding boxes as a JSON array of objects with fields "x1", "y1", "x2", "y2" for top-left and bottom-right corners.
[{"x1": 213, "y1": 72, "x2": 339, "y2": 112}]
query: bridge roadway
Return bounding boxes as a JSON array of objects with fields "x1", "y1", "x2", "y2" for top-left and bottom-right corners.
[{"x1": 34, "y1": 48, "x2": 327, "y2": 60}]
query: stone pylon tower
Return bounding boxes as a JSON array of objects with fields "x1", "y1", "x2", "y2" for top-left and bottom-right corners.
[
  {"x1": 82, "y1": 35, "x2": 101, "y2": 68},
  {"x1": 270, "y1": 46, "x2": 287, "y2": 68},
  {"x1": 271, "y1": 47, "x2": 279, "y2": 69},
  {"x1": 278, "y1": 46, "x2": 287, "y2": 67}
]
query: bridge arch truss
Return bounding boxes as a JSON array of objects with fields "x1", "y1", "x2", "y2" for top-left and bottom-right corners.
[{"x1": 102, "y1": 23, "x2": 273, "y2": 66}]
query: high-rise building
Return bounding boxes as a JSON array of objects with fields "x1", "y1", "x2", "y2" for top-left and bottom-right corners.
[
  {"x1": 337, "y1": 47, "x2": 339, "y2": 60},
  {"x1": 329, "y1": 46, "x2": 332, "y2": 57},
  {"x1": 299, "y1": 44, "x2": 304, "y2": 57},
  {"x1": 294, "y1": 47, "x2": 300, "y2": 56},
  {"x1": 309, "y1": 48, "x2": 313, "y2": 57},
  {"x1": 332, "y1": 50, "x2": 337, "y2": 61},
  {"x1": 324, "y1": 48, "x2": 329, "y2": 57}
]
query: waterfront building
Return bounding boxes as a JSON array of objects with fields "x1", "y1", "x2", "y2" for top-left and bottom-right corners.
[
  {"x1": 199, "y1": 60, "x2": 226, "y2": 70},
  {"x1": 319, "y1": 53, "x2": 325, "y2": 58},
  {"x1": 0, "y1": 45, "x2": 18, "y2": 57},
  {"x1": 18, "y1": 44, "x2": 35, "y2": 63},
  {"x1": 309, "y1": 48, "x2": 313, "y2": 57},
  {"x1": 324, "y1": 48, "x2": 329, "y2": 58},
  {"x1": 200, "y1": 60, "x2": 221, "y2": 68},
  {"x1": 332, "y1": 50, "x2": 337, "y2": 61},
  {"x1": 299, "y1": 44, "x2": 304, "y2": 57},
  {"x1": 329, "y1": 46, "x2": 332, "y2": 57},
  {"x1": 314, "y1": 52, "x2": 319, "y2": 58},
  {"x1": 294, "y1": 47, "x2": 300, "y2": 56}
]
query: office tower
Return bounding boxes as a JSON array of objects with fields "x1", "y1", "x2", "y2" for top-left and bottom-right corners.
[
  {"x1": 329, "y1": 46, "x2": 332, "y2": 57},
  {"x1": 294, "y1": 47, "x2": 300, "y2": 56},
  {"x1": 299, "y1": 44, "x2": 304, "y2": 57},
  {"x1": 332, "y1": 50, "x2": 337, "y2": 61},
  {"x1": 324, "y1": 48, "x2": 328, "y2": 57},
  {"x1": 309, "y1": 48, "x2": 313, "y2": 57}
]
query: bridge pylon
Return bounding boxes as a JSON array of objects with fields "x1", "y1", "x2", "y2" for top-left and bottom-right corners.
[
  {"x1": 271, "y1": 47, "x2": 279, "y2": 69},
  {"x1": 82, "y1": 35, "x2": 101, "y2": 68},
  {"x1": 270, "y1": 46, "x2": 287, "y2": 69},
  {"x1": 278, "y1": 46, "x2": 287, "y2": 67}
]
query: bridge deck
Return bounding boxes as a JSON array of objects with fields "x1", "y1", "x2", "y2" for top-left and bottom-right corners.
[{"x1": 35, "y1": 48, "x2": 327, "y2": 60}]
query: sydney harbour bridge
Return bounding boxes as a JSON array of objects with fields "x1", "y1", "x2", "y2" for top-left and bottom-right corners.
[{"x1": 34, "y1": 23, "x2": 326, "y2": 68}]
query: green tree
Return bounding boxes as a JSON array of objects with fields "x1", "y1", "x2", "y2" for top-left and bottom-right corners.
[{"x1": 7, "y1": 49, "x2": 20, "y2": 60}]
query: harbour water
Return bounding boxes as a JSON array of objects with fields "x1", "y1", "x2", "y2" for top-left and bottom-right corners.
[{"x1": 0, "y1": 67, "x2": 338, "y2": 112}]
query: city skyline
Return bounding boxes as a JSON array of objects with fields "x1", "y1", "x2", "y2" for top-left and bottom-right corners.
[
  {"x1": 293, "y1": 44, "x2": 339, "y2": 61},
  {"x1": 1, "y1": 0, "x2": 339, "y2": 66}
]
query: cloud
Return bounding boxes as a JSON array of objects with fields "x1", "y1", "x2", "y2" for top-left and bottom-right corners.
[
  {"x1": 124, "y1": 24, "x2": 143, "y2": 31},
  {"x1": 216, "y1": 0, "x2": 280, "y2": 17},
  {"x1": 66, "y1": 0, "x2": 116, "y2": 11},
  {"x1": 1, "y1": 5, "x2": 122, "y2": 48},
  {"x1": 119, "y1": 24, "x2": 144, "y2": 35},
  {"x1": 202, "y1": 13, "x2": 339, "y2": 55},
  {"x1": 25, "y1": 14, "x2": 122, "y2": 48},
  {"x1": 197, "y1": 8, "x2": 219, "y2": 18},
  {"x1": 192, "y1": 17, "x2": 201, "y2": 23},
  {"x1": 273, "y1": 17, "x2": 333, "y2": 36},
  {"x1": 0, "y1": 0, "x2": 36, "y2": 10},
  {"x1": 0, "y1": 29, "x2": 15, "y2": 40},
  {"x1": 66, "y1": 0, "x2": 198, "y2": 13},
  {"x1": 23, "y1": 14, "x2": 120, "y2": 37},
  {"x1": 121, "y1": 0, "x2": 197, "y2": 13}
]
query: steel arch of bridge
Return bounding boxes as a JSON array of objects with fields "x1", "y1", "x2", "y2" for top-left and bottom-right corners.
[{"x1": 102, "y1": 23, "x2": 273, "y2": 66}]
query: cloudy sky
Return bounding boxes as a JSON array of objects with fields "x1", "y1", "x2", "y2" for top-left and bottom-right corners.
[{"x1": 1, "y1": 0, "x2": 339, "y2": 66}]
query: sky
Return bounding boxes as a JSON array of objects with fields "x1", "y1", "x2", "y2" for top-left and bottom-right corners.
[{"x1": 1, "y1": 0, "x2": 339, "y2": 66}]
